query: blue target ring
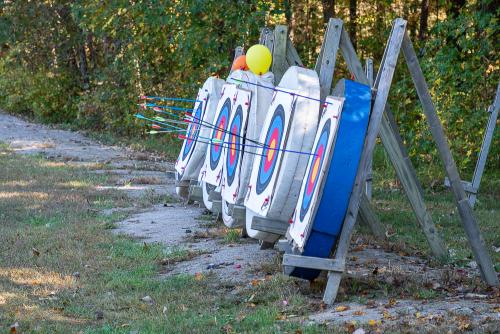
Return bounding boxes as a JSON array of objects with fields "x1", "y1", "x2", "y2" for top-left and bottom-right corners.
[
  {"x1": 225, "y1": 105, "x2": 243, "y2": 187},
  {"x1": 209, "y1": 98, "x2": 231, "y2": 170},
  {"x1": 256, "y1": 105, "x2": 285, "y2": 195},
  {"x1": 299, "y1": 119, "x2": 330, "y2": 221},
  {"x1": 182, "y1": 102, "x2": 204, "y2": 160}
]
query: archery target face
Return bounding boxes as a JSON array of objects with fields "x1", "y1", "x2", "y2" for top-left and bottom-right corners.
[
  {"x1": 201, "y1": 84, "x2": 238, "y2": 186},
  {"x1": 222, "y1": 89, "x2": 251, "y2": 204},
  {"x1": 244, "y1": 89, "x2": 296, "y2": 216},
  {"x1": 289, "y1": 97, "x2": 344, "y2": 248},
  {"x1": 175, "y1": 88, "x2": 209, "y2": 176}
]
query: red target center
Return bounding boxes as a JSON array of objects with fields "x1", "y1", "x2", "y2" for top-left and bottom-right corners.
[
  {"x1": 306, "y1": 144, "x2": 324, "y2": 195},
  {"x1": 229, "y1": 124, "x2": 238, "y2": 165},
  {"x1": 214, "y1": 117, "x2": 226, "y2": 153}
]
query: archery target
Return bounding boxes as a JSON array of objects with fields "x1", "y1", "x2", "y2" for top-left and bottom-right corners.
[
  {"x1": 288, "y1": 97, "x2": 344, "y2": 248},
  {"x1": 199, "y1": 83, "x2": 238, "y2": 186},
  {"x1": 226, "y1": 71, "x2": 275, "y2": 204},
  {"x1": 244, "y1": 89, "x2": 295, "y2": 217},
  {"x1": 175, "y1": 77, "x2": 225, "y2": 182},
  {"x1": 244, "y1": 66, "x2": 320, "y2": 242},
  {"x1": 221, "y1": 88, "x2": 251, "y2": 204}
]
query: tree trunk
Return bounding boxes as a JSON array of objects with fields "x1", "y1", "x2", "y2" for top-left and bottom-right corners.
[
  {"x1": 78, "y1": 39, "x2": 90, "y2": 90},
  {"x1": 321, "y1": 0, "x2": 335, "y2": 24},
  {"x1": 448, "y1": 0, "x2": 466, "y2": 18},
  {"x1": 419, "y1": 0, "x2": 429, "y2": 41},
  {"x1": 349, "y1": 0, "x2": 357, "y2": 50}
]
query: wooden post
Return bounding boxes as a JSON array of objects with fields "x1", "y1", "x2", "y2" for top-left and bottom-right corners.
[
  {"x1": 401, "y1": 33, "x2": 499, "y2": 286},
  {"x1": 286, "y1": 38, "x2": 303, "y2": 67},
  {"x1": 339, "y1": 22, "x2": 447, "y2": 259},
  {"x1": 272, "y1": 25, "x2": 289, "y2": 82},
  {"x1": 364, "y1": 59, "x2": 374, "y2": 200},
  {"x1": 323, "y1": 19, "x2": 408, "y2": 304},
  {"x1": 316, "y1": 19, "x2": 343, "y2": 101}
]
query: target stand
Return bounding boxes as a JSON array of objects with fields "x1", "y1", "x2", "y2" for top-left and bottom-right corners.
[{"x1": 277, "y1": 18, "x2": 498, "y2": 305}]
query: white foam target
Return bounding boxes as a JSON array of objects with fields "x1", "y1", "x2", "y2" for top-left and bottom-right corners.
[
  {"x1": 175, "y1": 77, "x2": 225, "y2": 182},
  {"x1": 198, "y1": 83, "x2": 239, "y2": 186},
  {"x1": 244, "y1": 66, "x2": 320, "y2": 241},
  {"x1": 221, "y1": 71, "x2": 274, "y2": 228},
  {"x1": 288, "y1": 97, "x2": 344, "y2": 248}
]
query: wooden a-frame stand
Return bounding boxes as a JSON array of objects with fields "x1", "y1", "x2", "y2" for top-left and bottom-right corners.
[{"x1": 279, "y1": 18, "x2": 499, "y2": 305}]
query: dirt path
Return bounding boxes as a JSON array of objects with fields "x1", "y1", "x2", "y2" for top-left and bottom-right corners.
[{"x1": 1, "y1": 111, "x2": 498, "y2": 332}]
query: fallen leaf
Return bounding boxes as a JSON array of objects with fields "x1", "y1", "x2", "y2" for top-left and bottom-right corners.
[
  {"x1": 180, "y1": 304, "x2": 188, "y2": 311},
  {"x1": 344, "y1": 322, "x2": 356, "y2": 333},
  {"x1": 194, "y1": 272, "x2": 203, "y2": 281},
  {"x1": 32, "y1": 248, "x2": 40, "y2": 257},
  {"x1": 251, "y1": 279, "x2": 261, "y2": 287},
  {"x1": 368, "y1": 319, "x2": 378, "y2": 326},
  {"x1": 10, "y1": 322, "x2": 19, "y2": 334},
  {"x1": 353, "y1": 310, "x2": 365, "y2": 316},
  {"x1": 141, "y1": 295, "x2": 155, "y2": 305},
  {"x1": 222, "y1": 324, "x2": 234, "y2": 334},
  {"x1": 335, "y1": 305, "x2": 350, "y2": 312},
  {"x1": 275, "y1": 313, "x2": 286, "y2": 320}
]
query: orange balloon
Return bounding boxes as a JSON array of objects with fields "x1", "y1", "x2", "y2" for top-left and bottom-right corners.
[{"x1": 231, "y1": 55, "x2": 249, "y2": 71}]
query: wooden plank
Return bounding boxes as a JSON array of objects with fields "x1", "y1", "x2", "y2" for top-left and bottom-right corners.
[
  {"x1": 340, "y1": 21, "x2": 446, "y2": 259},
  {"x1": 469, "y1": 82, "x2": 500, "y2": 207},
  {"x1": 211, "y1": 200, "x2": 222, "y2": 213},
  {"x1": 401, "y1": 32, "x2": 499, "y2": 286},
  {"x1": 317, "y1": 19, "x2": 343, "y2": 100},
  {"x1": 324, "y1": 19, "x2": 408, "y2": 304},
  {"x1": 444, "y1": 178, "x2": 477, "y2": 194},
  {"x1": 276, "y1": 240, "x2": 293, "y2": 253},
  {"x1": 208, "y1": 190, "x2": 221, "y2": 201},
  {"x1": 359, "y1": 193, "x2": 386, "y2": 239},
  {"x1": 188, "y1": 185, "x2": 203, "y2": 202},
  {"x1": 283, "y1": 254, "x2": 345, "y2": 272},
  {"x1": 365, "y1": 58, "x2": 374, "y2": 200},
  {"x1": 251, "y1": 216, "x2": 288, "y2": 235},
  {"x1": 286, "y1": 38, "x2": 303, "y2": 67},
  {"x1": 232, "y1": 204, "x2": 246, "y2": 221},
  {"x1": 272, "y1": 25, "x2": 288, "y2": 82},
  {"x1": 259, "y1": 27, "x2": 274, "y2": 55}
]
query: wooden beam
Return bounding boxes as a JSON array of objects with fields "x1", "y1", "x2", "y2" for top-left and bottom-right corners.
[
  {"x1": 286, "y1": 38, "x2": 303, "y2": 67},
  {"x1": 188, "y1": 185, "x2": 203, "y2": 202},
  {"x1": 251, "y1": 216, "x2": 288, "y2": 236},
  {"x1": 401, "y1": 32, "x2": 499, "y2": 286},
  {"x1": 323, "y1": 19, "x2": 408, "y2": 304},
  {"x1": 272, "y1": 25, "x2": 288, "y2": 82},
  {"x1": 339, "y1": 20, "x2": 446, "y2": 259},
  {"x1": 316, "y1": 19, "x2": 343, "y2": 100},
  {"x1": 283, "y1": 254, "x2": 345, "y2": 272}
]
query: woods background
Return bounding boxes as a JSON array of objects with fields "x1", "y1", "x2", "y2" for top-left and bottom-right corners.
[{"x1": 0, "y1": 0, "x2": 498, "y2": 176}]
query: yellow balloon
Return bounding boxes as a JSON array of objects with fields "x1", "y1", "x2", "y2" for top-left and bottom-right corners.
[{"x1": 246, "y1": 44, "x2": 272, "y2": 75}]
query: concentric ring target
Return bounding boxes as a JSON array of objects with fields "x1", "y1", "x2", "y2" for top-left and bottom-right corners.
[
  {"x1": 225, "y1": 105, "x2": 243, "y2": 187},
  {"x1": 299, "y1": 119, "x2": 330, "y2": 221},
  {"x1": 182, "y1": 102, "x2": 203, "y2": 160},
  {"x1": 209, "y1": 98, "x2": 231, "y2": 170},
  {"x1": 256, "y1": 105, "x2": 285, "y2": 195}
]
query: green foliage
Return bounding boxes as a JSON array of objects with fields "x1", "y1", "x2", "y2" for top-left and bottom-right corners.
[{"x1": 0, "y1": 0, "x2": 498, "y2": 174}]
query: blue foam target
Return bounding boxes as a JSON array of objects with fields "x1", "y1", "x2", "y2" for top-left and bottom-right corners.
[{"x1": 289, "y1": 79, "x2": 371, "y2": 280}]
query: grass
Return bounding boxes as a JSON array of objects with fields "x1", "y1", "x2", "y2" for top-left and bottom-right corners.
[{"x1": 0, "y1": 144, "x2": 326, "y2": 333}]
